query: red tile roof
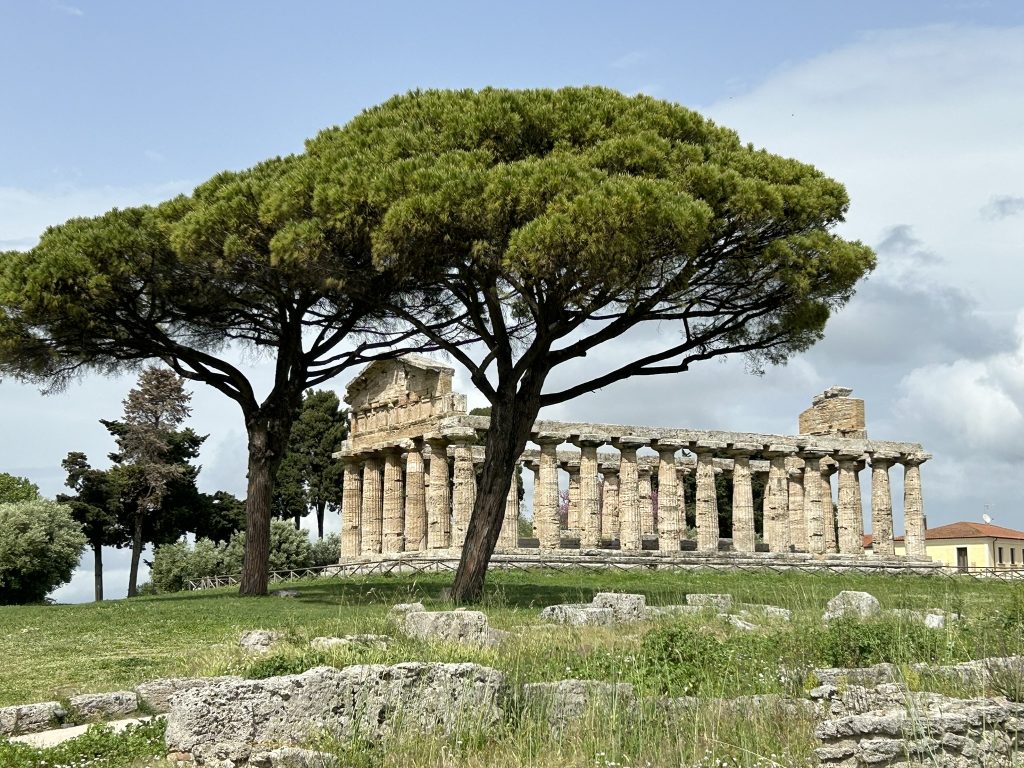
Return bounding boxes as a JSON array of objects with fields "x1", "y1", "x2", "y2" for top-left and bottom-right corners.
[{"x1": 865, "y1": 521, "x2": 1024, "y2": 547}]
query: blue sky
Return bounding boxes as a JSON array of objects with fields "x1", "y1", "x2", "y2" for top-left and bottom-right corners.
[{"x1": 2, "y1": 1, "x2": 1024, "y2": 601}]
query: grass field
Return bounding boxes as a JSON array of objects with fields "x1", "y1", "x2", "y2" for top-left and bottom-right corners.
[{"x1": 2, "y1": 568, "x2": 1023, "y2": 767}]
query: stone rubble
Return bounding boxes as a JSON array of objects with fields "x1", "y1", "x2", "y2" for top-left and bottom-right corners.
[
  {"x1": 539, "y1": 603, "x2": 616, "y2": 626},
  {"x1": 309, "y1": 634, "x2": 391, "y2": 651},
  {"x1": 521, "y1": 679, "x2": 635, "y2": 731},
  {"x1": 136, "y1": 677, "x2": 243, "y2": 714},
  {"x1": 164, "y1": 663, "x2": 507, "y2": 766},
  {"x1": 239, "y1": 629, "x2": 285, "y2": 654},
  {"x1": 69, "y1": 690, "x2": 138, "y2": 720},
  {"x1": 249, "y1": 746, "x2": 339, "y2": 767},
  {"x1": 591, "y1": 592, "x2": 647, "y2": 621},
  {"x1": 270, "y1": 589, "x2": 301, "y2": 598},
  {"x1": 403, "y1": 610, "x2": 508, "y2": 647},
  {"x1": 390, "y1": 601, "x2": 425, "y2": 615},
  {"x1": 0, "y1": 701, "x2": 65, "y2": 737},
  {"x1": 686, "y1": 593, "x2": 733, "y2": 611},
  {"x1": 823, "y1": 590, "x2": 882, "y2": 622}
]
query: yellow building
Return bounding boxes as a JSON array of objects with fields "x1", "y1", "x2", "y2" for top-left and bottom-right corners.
[{"x1": 868, "y1": 521, "x2": 1024, "y2": 572}]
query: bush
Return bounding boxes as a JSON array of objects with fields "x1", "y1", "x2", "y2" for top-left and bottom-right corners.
[
  {"x1": 310, "y1": 533, "x2": 341, "y2": 567},
  {"x1": 150, "y1": 520, "x2": 316, "y2": 592},
  {"x1": 815, "y1": 617, "x2": 951, "y2": 668},
  {"x1": 0, "y1": 499, "x2": 86, "y2": 604}
]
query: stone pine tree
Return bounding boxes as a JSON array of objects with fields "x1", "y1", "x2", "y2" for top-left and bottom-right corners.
[
  {"x1": 272, "y1": 389, "x2": 347, "y2": 538},
  {"x1": 104, "y1": 366, "x2": 205, "y2": 597},
  {"x1": 58, "y1": 452, "x2": 123, "y2": 601},
  {"x1": 0, "y1": 156, "x2": 437, "y2": 596},
  {"x1": 297, "y1": 88, "x2": 876, "y2": 601}
]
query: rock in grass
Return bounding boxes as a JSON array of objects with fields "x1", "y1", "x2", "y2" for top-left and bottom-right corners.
[
  {"x1": 403, "y1": 610, "x2": 508, "y2": 647},
  {"x1": 165, "y1": 663, "x2": 508, "y2": 766},
  {"x1": 522, "y1": 679, "x2": 635, "y2": 730},
  {"x1": 0, "y1": 701, "x2": 65, "y2": 736},
  {"x1": 239, "y1": 629, "x2": 284, "y2": 653},
  {"x1": 271, "y1": 589, "x2": 301, "y2": 598},
  {"x1": 69, "y1": 690, "x2": 138, "y2": 720},
  {"x1": 685, "y1": 593, "x2": 733, "y2": 611},
  {"x1": 390, "y1": 601, "x2": 425, "y2": 616},
  {"x1": 822, "y1": 591, "x2": 880, "y2": 623},
  {"x1": 591, "y1": 592, "x2": 647, "y2": 621},
  {"x1": 250, "y1": 746, "x2": 339, "y2": 767},
  {"x1": 310, "y1": 634, "x2": 391, "y2": 651},
  {"x1": 539, "y1": 604, "x2": 616, "y2": 626},
  {"x1": 135, "y1": 677, "x2": 243, "y2": 714}
]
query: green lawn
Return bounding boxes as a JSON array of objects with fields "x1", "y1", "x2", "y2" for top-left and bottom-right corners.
[{"x1": 2, "y1": 568, "x2": 1020, "y2": 708}]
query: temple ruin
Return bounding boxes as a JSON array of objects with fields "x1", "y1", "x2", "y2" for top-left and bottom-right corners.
[{"x1": 334, "y1": 355, "x2": 932, "y2": 565}]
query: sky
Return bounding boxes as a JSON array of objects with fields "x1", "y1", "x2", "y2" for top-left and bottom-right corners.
[{"x1": 2, "y1": 1, "x2": 1023, "y2": 602}]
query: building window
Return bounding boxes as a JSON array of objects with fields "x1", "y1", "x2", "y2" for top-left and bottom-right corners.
[
  {"x1": 999, "y1": 547, "x2": 1005, "y2": 565},
  {"x1": 1013, "y1": 548, "x2": 1017, "y2": 566}
]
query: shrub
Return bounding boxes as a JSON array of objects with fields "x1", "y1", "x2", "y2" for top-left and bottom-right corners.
[
  {"x1": 0, "y1": 499, "x2": 86, "y2": 604},
  {"x1": 310, "y1": 533, "x2": 341, "y2": 567},
  {"x1": 815, "y1": 617, "x2": 951, "y2": 668},
  {"x1": 223, "y1": 519, "x2": 313, "y2": 573}
]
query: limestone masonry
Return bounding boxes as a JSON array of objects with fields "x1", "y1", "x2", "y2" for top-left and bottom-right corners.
[{"x1": 334, "y1": 355, "x2": 932, "y2": 563}]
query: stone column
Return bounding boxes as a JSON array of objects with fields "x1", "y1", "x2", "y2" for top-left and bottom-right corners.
[
  {"x1": 694, "y1": 442, "x2": 724, "y2": 553},
  {"x1": 403, "y1": 440, "x2": 427, "y2": 552},
  {"x1": 497, "y1": 465, "x2": 521, "y2": 551},
  {"x1": 613, "y1": 436, "x2": 646, "y2": 551},
  {"x1": 599, "y1": 463, "x2": 620, "y2": 541},
  {"x1": 729, "y1": 445, "x2": 756, "y2": 553},
  {"x1": 381, "y1": 447, "x2": 405, "y2": 554},
  {"x1": 425, "y1": 437, "x2": 451, "y2": 549},
  {"x1": 800, "y1": 450, "x2": 826, "y2": 554},
  {"x1": 869, "y1": 452, "x2": 897, "y2": 557},
  {"x1": 576, "y1": 436, "x2": 604, "y2": 549},
  {"x1": 535, "y1": 433, "x2": 563, "y2": 550},
  {"x1": 836, "y1": 453, "x2": 865, "y2": 555},
  {"x1": 763, "y1": 444, "x2": 794, "y2": 553},
  {"x1": 653, "y1": 441, "x2": 684, "y2": 554},
  {"x1": 786, "y1": 458, "x2": 807, "y2": 552},
  {"x1": 903, "y1": 453, "x2": 931, "y2": 559},
  {"x1": 360, "y1": 454, "x2": 383, "y2": 555},
  {"x1": 564, "y1": 457, "x2": 581, "y2": 534},
  {"x1": 638, "y1": 465, "x2": 654, "y2": 537},
  {"x1": 525, "y1": 459, "x2": 540, "y2": 539},
  {"x1": 339, "y1": 453, "x2": 363, "y2": 560},
  {"x1": 449, "y1": 430, "x2": 477, "y2": 551},
  {"x1": 821, "y1": 460, "x2": 838, "y2": 554},
  {"x1": 676, "y1": 466, "x2": 689, "y2": 533}
]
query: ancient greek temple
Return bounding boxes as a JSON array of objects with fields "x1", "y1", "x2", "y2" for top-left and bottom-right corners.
[{"x1": 334, "y1": 354, "x2": 932, "y2": 564}]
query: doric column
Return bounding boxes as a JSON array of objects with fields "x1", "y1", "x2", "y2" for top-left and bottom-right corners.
[
  {"x1": 425, "y1": 436, "x2": 451, "y2": 549},
  {"x1": 786, "y1": 458, "x2": 807, "y2": 551},
  {"x1": 653, "y1": 440, "x2": 684, "y2": 554},
  {"x1": 694, "y1": 442, "x2": 724, "y2": 553},
  {"x1": 381, "y1": 447, "x2": 405, "y2": 554},
  {"x1": 564, "y1": 456, "x2": 581, "y2": 534},
  {"x1": 612, "y1": 436, "x2": 646, "y2": 551},
  {"x1": 525, "y1": 459, "x2": 540, "y2": 539},
  {"x1": 404, "y1": 440, "x2": 427, "y2": 552},
  {"x1": 800, "y1": 450, "x2": 827, "y2": 554},
  {"x1": 821, "y1": 460, "x2": 838, "y2": 554},
  {"x1": 497, "y1": 464, "x2": 521, "y2": 551},
  {"x1": 535, "y1": 433, "x2": 564, "y2": 550},
  {"x1": 835, "y1": 453, "x2": 865, "y2": 555},
  {"x1": 599, "y1": 463, "x2": 620, "y2": 541},
  {"x1": 638, "y1": 465, "x2": 654, "y2": 537},
  {"x1": 576, "y1": 435, "x2": 604, "y2": 549},
  {"x1": 360, "y1": 454, "x2": 383, "y2": 555},
  {"x1": 339, "y1": 453, "x2": 363, "y2": 560},
  {"x1": 449, "y1": 429, "x2": 477, "y2": 551},
  {"x1": 869, "y1": 451, "x2": 897, "y2": 557},
  {"x1": 902, "y1": 453, "x2": 931, "y2": 559},
  {"x1": 762, "y1": 444, "x2": 794, "y2": 552},
  {"x1": 728, "y1": 445, "x2": 757, "y2": 553}
]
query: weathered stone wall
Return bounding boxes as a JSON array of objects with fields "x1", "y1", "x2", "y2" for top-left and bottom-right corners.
[{"x1": 799, "y1": 387, "x2": 867, "y2": 439}]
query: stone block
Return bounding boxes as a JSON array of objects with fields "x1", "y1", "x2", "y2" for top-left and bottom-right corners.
[
  {"x1": 249, "y1": 746, "x2": 339, "y2": 767},
  {"x1": 591, "y1": 592, "x2": 646, "y2": 621},
  {"x1": 390, "y1": 601, "x2": 425, "y2": 615},
  {"x1": 539, "y1": 604, "x2": 616, "y2": 626},
  {"x1": 310, "y1": 634, "x2": 391, "y2": 651},
  {"x1": 822, "y1": 591, "x2": 880, "y2": 622},
  {"x1": 685, "y1": 593, "x2": 733, "y2": 611},
  {"x1": 69, "y1": 691, "x2": 138, "y2": 720},
  {"x1": 522, "y1": 680, "x2": 635, "y2": 731},
  {"x1": 239, "y1": 629, "x2": 285, "y2": 654},
  {"x1": 135, "y1": 677, "x2": 242, "y2": 714},
  {"x1": 403, "y1": 610, "x2": 507, "y2": 647},
  {"x1": 0, "y1": 701, "x2": 65, "y2": 736},
  {"x1": 165, "y1": 663, "x2": 507, "y2": 766}
]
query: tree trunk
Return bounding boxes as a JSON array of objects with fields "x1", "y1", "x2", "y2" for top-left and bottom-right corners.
[
  {"x1": 293, "y1": 515, "x2": 301, "y2": 530},
  {"x1": 451, "y1": 387, "x2": 542, "y2": 602},
  {"x1": 127, "y1": 511, "x2": 144, "y2": 597},
  {"x1": 93, "y1": 542, "x2": 104, "y2": 602},
  {"x1": 316, "y1": 502, "x2": 326, "y2": 539},
  {"x1": 239, "y1": 402, "x2": 297, "y2": 596}
]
